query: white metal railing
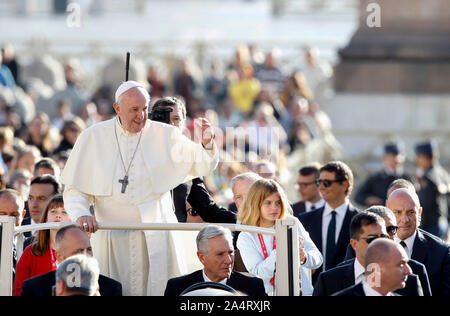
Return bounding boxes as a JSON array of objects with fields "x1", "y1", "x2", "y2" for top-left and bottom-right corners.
[{"x1": 1, "y1": 216, "x2": 300, "y2": 296}]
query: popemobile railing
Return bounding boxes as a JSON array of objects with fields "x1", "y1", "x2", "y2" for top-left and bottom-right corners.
[{"x1": 0, "y1": 216, "x2": 300, "y2": 296}]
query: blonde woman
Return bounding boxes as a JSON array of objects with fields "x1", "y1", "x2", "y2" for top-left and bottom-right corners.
[{"x1": 237, "y1": 179, "x2": 322, "y2": 296}]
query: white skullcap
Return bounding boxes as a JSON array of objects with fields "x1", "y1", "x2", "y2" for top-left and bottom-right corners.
[{"x1": 114, "y1": 81, "x2": 148, "y2": 103}]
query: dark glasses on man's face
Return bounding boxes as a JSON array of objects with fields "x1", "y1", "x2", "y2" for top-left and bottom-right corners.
[
  {"x1": 386, "y1": 225, "x2": 399, "y2": 236},
  {"x1": 360, "y1": 234, "x2": 390, "y2": 244},
  {"x1": 315, "y1": 179, "x2": 343, "y2": 188}
]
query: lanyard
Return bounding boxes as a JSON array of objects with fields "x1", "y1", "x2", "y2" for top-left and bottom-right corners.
[
  {"x1": 257, "y1": 234, "x2": 276, "y2": 286},
  {"x1": 49, "y1": 242, "x2": 57, "y2": 270}
]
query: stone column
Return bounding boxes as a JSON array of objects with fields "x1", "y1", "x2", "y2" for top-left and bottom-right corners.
[
  {"x1": 334, "y1": 0, "x2": 450, "y2": 93},
  {"x1": 327, "y1": 0, "x2": 450, "y2": 175}
]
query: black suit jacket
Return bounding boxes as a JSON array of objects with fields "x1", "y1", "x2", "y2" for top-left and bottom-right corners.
[
  {"x1": 187, "y1": 178, "x2": 237, "y2": 224},
  {"x1": 20, "y1": 270, "x2": 122, "y2": 296},
  {"x1": 332, "y1": 282, "x2": 402, "y2": 296},
  {"x1": 411, "y1": 229, "x2": 450, "y2": 296},
  {"x1": 354, "y1": 169, "x2": 412, "y2": 207},
  {"x1": 341, "y1": 246, "x2": 432, "y2": 296},
  {"x1": 292, "y1": 201, "x2": 307, "y2": 219},
  {"x1": 298, "y1": 204, "x2": 359, "y2": 283},
  {"x1": 313, "y1": 258, "x2": 423, "y2": 296},
  {"x1": 164, "y1": 270, "x2": 267, "y2": 297}
]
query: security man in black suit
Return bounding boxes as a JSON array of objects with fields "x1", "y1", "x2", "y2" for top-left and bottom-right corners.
[
  {"x1": 355, "y1": 142, "x2": 412, "y2": 208},
  {"x1": 333, "y1": 238, "x2": 412, "y2": 296},
  {"x1": 298, "y1": 161, "x2": 359, "y2": 284},
  {"x1": 21, "y1": 224, "x2": 122, "y2": 296},
  {"x1": 414, "y1": 140, "x2": 450, "y2": 240},
  {"x1": 164, "y1": 225, "x2": 266, "y2": 296},
  {"x1": 387, "y1": 188, "x2": 450, "y2": 296},
  {"x1": 314, "y1": 211, "x2": 424, "y2": 296},
  {"x1": 342, "y1": 205, "x2": 432, "y2": 296}
]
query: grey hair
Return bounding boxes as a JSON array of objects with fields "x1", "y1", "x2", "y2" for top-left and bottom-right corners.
[
  {"x1": 56, "y1": 254, "x2": 100, "y2": 296},
  {"x1": 0, "y1": 189, "x2": 25, "y2": 214},
  {"x1": 366, "y1": 206, "x2": 395, "y2": 220},
  {"x1": 196, "y1": 225, "x2": 233, "y2": 255},
  {"x1": 230, "y1": 172, "x2": 262, "y2": 193}
]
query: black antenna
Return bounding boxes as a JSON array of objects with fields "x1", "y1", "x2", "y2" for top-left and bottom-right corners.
[{"x1": 125, "y1": 52, "x2": 130, "y2": 81}]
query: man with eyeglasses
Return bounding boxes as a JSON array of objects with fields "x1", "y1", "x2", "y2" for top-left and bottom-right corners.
[
  {"x1": 387, "y1": 188, "x2": 450, "y2": 296},
  {"x1": 313, "y1": 212, "x2": 423, "y2": 296},
  {"x1": 292, "y1": 163, "x2": 325, "y2": 218},
  {"x1": 298, "y1": 161, "x2": 359, "y2": 283}
]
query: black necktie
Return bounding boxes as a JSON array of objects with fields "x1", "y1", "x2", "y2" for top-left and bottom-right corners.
[
  {"x1": 325, "y1": 211, "x2": 337, "y2": 270},
  {"x1": 310, "y1": 205, "x2": 316, "y2": 212},
  {"x1": 400, "y1": 241, "x2": 407, "y2": 249}
]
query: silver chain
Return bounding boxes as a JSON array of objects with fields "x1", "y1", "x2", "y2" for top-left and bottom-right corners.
[{"x1": 114, "y1": 118, "x2": 143, "y2": 178}]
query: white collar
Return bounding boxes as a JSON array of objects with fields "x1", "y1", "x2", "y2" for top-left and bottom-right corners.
[
  {"x1": 362, "y1": 280, "x2": 391, "y2": 296},
  {"x1": 394, "y1": 231, "x2": 416, "y2": 257},
  {"x1": 354, "y1": 259, "x2": 365, "y2": 284},
  {"x1": 115, "y1": 116, "x2": 145, "y2": 137},
  {"x1": 305, "y1": 199, "x2": 325, "y2": 211},
  {"x1": 202, "y1": 270, "x2": 227, "y2": 285},
  {"x1": 323, "y1": 201, "x2": 349, "y2": 217}
]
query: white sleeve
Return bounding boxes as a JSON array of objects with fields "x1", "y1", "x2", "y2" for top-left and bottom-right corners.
[
  {"x1": 296, "y1": 218, "x2": 323, "y2": 269},
  {"x1": 63, "y1": 186, "x2": 93, "y2": 221},
  {"x1": 236, "y1": 232, "x2": 276, "y2": 282}
]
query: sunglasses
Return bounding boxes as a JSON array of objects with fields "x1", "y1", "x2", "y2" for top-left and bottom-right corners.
[
  {"x1": 360, "y1": 234, "x2": 390, "y2": 244},
  {"x1": 386, "y1": 225, "x2": 399, "y2": 236},
  {"x1": 315, "y1": 179, "x2": 343, "y2": 188}
]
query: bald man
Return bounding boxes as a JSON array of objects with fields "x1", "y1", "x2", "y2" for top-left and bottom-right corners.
[
  {"x1": 387, "y1": 188, "x2": 450, "y2": 296},
  {"x1": 333, "y1": 239, "x2": 412, "y2": 296}
]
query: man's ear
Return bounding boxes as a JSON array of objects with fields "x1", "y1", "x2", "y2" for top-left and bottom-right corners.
[
  {"x1": 197, "y1": 251, "x2": 205, "y2": 265},
  {"x1": 113, "y1": 102, "x2": 120, "y2": 115},
  {"x1": 350, "y1": 238, "x2": 358, "y2": 252},
  {"x1": 417, "y1": 207, "x2": 423, "y2": 223},
  {"x1": 56, "y1": 279, "x2": 65, "y2": 296},
  {"x1": 55, "y1": 250, "x2": 63, "y2": 265}
]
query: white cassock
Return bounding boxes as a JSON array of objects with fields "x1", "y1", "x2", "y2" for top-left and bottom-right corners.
[{"x1": 60, "y1": 117, "x2": 219, "y2": 296}]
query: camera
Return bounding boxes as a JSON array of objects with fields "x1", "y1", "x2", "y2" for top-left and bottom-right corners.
[{"x1": 149, "y1": 106, "x2": 173, "y2": 124}]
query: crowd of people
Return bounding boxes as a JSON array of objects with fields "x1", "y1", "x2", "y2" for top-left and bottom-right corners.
[{"x1": 0, "y1": 41, "x2": 449, "y2": 297}]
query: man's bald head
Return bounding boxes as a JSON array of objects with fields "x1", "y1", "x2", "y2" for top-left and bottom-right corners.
[
  {"x1": 365, "y1": 238, "x2": 411, "y2": 295},
  {"x1": 386, "y1": 188, "x2": 422, "y2": 240},
  {"x1": 364, "y1": 238, "x2": 401, "y2": 268},
  {"x1": 55, "y1": 225, "x2": 93, "y2": 263}
]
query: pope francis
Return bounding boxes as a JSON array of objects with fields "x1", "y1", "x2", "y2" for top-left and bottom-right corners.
[{"x1": 60, "y1": 81, "x2": 219, "y2": 296}]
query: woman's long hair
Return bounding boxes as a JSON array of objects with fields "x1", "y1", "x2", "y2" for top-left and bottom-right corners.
[
  {"x1": 30, "y1": 195, "x2": 64, "y2": 256},
  {"x1": 238, "y1": 179, "x2": 291, "y2": 227}
]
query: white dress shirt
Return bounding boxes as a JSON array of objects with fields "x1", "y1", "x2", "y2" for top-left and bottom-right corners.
[
  {"x1": 305, "y1": 198, "x2": 325, "y2": 213},
  {"x1": 321, "y1": 201, "x2": 349, "y2": 268},
  {"x1": 203, "y1": 270, "x2": 227, "y2": 285},
  {"x1": 394, "y1": 231, "x2": 416, "y2": 258},
  {"x1": 354, "y1": 259, "x2": 366, "y2": 284},
  {"x1": 362, "y1": 280, "x2": 393, "y2": 296}
]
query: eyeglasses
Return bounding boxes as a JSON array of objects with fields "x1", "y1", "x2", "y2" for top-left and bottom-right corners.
[
  {"x1": 386, "y1": 225, "x2": 399, "y2": 236},
  {"x1": 360, "y1": 234, "x2": 390, "y2": 244},
  {"x1": 315, "y1": 179, "x2": 343, "y2": 188},
  {"x1": 295, "y1": 181, "x2": 317, "y2": 188}
]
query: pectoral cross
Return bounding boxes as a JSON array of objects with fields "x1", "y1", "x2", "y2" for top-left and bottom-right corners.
[{"x1": 119, "y1": 175, "x2": 129, "y2": 194}]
